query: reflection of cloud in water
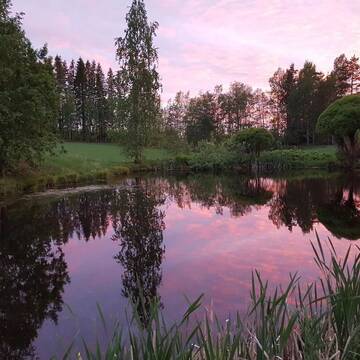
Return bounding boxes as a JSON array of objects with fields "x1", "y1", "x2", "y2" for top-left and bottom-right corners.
[{"x1": 1, "y1": 173, "x2": 360, "y2": 357}]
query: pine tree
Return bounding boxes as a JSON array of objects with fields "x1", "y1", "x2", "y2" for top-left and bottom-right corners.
[
  {"x1": 332, "y1": 54, "x2": 360, "y2": 96},
  {"x1": 115, "y1": 0, "x2": 161, "y2": 162},
  {"x1": 348, "y1": 55, "x2": 360, "y2": 94}
]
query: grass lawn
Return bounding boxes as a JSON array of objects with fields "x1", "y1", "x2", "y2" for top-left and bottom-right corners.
[{"x1": 42, "y1": 142, "x2": 173, "y2": 175}]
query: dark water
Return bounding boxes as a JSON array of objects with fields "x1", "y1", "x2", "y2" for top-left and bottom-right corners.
[{"x1": 1, "y1": 172, "x2": 360, "y2": 359}]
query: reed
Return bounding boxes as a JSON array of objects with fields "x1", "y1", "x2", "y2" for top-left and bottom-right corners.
[{"x1": 60, "y1": 234, "x2": 360, "y2": 359}]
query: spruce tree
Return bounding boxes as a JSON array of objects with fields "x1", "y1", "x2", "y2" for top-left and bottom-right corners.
[
  {"x1": 116, "y1": 0, "x2": 161, "y2": 162},
  {"x1": 64, "y1": 59, "x2": 76, "y2": 140},
  {"x1": 86, "y1": 60, "x2": 97, "y2": 139},
  {"x1": 54, "y1": 55, "x2": 67, "y2": 136},
  {"x1": 106, "y1": 68, "x2": 116, "y2": 133},
  {"x1": 95, "y1": 63, "x2": 107, "y2": 142},
  {"x1": 74, "y1": 58, "x2": 87, "y2": 140}
]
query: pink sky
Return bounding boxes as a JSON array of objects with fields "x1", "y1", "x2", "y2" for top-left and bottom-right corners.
[{"x1": 13, "y1": 0, "x2": 360, "y2": 102}]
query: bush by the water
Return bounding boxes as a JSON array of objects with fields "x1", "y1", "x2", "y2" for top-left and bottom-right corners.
[
  {"x1": 258, "y1": 148, "x2": 337, "y2": 170},
  {"x1": 188, "y1": 139, "x2": 337, "y2": 172},
  {"x1": 189, "y1": 140, "x2": 242, "y2": 170}
]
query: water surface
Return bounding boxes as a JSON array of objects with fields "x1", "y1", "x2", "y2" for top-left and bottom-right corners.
[{"x1": 1, "y1": 172, "x2": 360, "y2": 359}]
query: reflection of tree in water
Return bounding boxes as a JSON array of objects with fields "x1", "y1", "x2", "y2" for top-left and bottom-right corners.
[
  {"x1": 0, "y1": 184, "x2": 166, "y2": 354},
  {"x1": 163, "y1": 174, "x2": 273, "y2": 217},
  {"x1": 0, "y1": 189, "x2": 119, "y2": 358},
  {"x1": 55, "y1": 190, "x2": 113, "y2": 241},
  {"x1": 0, "y1": 206, "x2": 70, "y2": 359},
  {"x1": 112, "y1": 182, "x2": 166, "y2": 326},
  {"x1": 268, "y1": 179, "x2": 317, "y2": 233},
  {"x1": 267, "y1": 175, "x2": 360, "y2": 241},
  {"x1": 161, "y1": 173, "x2": 360, "y2": 241},
  {"x1": 317, "y1": 179, "x2": 360, "y2": 240}
]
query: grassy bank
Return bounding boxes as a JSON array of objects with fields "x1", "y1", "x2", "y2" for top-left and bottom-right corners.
[
  {"x1": 59, "y1": 234, "x2": 360, "y2": 359},
  {"x1": 0, "y1": 143, "x2": 174, "y2": 198},
  {"x1": 0, "y1": 143, "x2": 339, "y2": 199}
]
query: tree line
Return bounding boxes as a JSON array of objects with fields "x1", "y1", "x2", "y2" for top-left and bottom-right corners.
[
  {"x1": 162, "y1": 55, "x2": 360, "y2": 147},
  {"x1": 51, "y1": 52, "x2": 360, "y2": 148},
  {"x1": 52, "y1": 49, "x2": 360, "y2": 150}
]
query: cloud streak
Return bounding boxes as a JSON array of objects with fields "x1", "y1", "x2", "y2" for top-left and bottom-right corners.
[{"x1": 13, "y1": 0, "x2": 360, "y2": 101}]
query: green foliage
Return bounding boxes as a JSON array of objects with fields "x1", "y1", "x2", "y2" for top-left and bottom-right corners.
[
  {"x1": 218, "y1": 82, "x2": 253, "y2": 132},
  {"x1": 231, "y1": 128, "x2": 274, "y2": 158},
  {"x1": 258, "y1": 147, "x2": 337, "y2": 170},
  {"x1": 317, "y1": 95, "x2": 360, "y2": 139},
  {"x1": 317, "y1": 95, "x2": 360, "y2": 168},
  {"x1": 286, "y1": 61, "x2": 326, "y2": 145},
  {"x1": 149, "y1": 128, "x2": 190, "y2": 155},
  {"x1": 189, "y1": 141, "x2": 240, "y2": 170},
  {"x1": 185, "y1": 92, "x2": 218, "y2": 145},
  {"x1": 0, "y1": 1, "x2": 58, "y2": 173},
  {"x1": 115, "y1": 0, "x2": 161, "y2": 163},
  {"x1": 312, "y1": 235, "x2": 360, "y2": 355}
]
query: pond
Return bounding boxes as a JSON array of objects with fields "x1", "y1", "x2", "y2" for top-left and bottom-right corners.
[{"x1": 1, "y1": 172, "x2": 360, "y2": 359}]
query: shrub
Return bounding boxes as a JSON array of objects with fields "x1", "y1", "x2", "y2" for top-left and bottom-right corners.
[
  {"x1": 258, "y1": 149, "x2": 336, "y2": 170},
  {"x1": 317, "y1": 95, "x2": 360, "y2": 168},
  {"x1": 231, "y1": 128, "x2": 274, "y2": 158},
  {"x1": 189, "y1": 141, "x2": 240, "y2": 170}
]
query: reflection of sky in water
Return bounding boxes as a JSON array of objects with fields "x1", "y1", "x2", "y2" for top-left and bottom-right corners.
[{"x1": 1, "y1": 175, "x2": 359, "y2": 358}]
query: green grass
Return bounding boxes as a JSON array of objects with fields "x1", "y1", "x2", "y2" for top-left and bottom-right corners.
[
  {"x1": 0, "y1": 143, "x2": 174, "y2": 198},
  {"x1": 43, "y1": 142, "x2": 173, "y2": 175}
]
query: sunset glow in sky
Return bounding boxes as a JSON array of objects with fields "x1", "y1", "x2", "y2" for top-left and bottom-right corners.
[{"x1": 14, "y1": 0, "x2": 360, "y2": 101}]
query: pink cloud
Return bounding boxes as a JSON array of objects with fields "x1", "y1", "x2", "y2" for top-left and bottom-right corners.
[{"x1": 13, "y1": 0, "x2": 360, "y2": 102}]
